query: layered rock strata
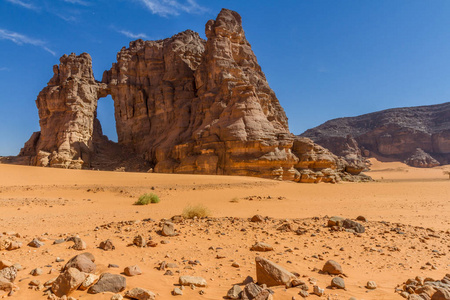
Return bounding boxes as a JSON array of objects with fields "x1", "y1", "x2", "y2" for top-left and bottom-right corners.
[
  {"x1": 13, "y1": 8, "x2": 368, "y2": 182},
  {"x1": 19, "y1": 53, "x2": 108, "y2": 169},
  {"x1": 301, "y1": 102, "x2": 450, "y2": 167}
]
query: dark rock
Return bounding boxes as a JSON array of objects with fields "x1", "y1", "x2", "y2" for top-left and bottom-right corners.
[
  {"x1": 322, "y1": 260, "x2": 343, "y2": 275},
  {"x1": 88, "y1": 273, "x2": 126, "y2": 294}
]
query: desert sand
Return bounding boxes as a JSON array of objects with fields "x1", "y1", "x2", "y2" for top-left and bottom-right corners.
[{"x1": 0, "y1": 159, "x2": 449, "y2": 299}]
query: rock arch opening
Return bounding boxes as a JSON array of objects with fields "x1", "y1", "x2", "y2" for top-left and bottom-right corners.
[{"x1": 96, "y1": 95, "x2": 118, "y2": 143}]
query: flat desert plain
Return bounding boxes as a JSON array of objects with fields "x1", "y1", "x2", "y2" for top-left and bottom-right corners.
[{"x1": 0, "y1": 159, "x2": 449, "y2": 299}]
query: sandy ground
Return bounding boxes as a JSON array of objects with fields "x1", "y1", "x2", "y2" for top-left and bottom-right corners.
[{"x1": 0, "y1": 160, "x2": 449, "y2": 299}]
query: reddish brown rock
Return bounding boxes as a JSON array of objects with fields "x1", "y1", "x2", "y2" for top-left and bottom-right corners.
[
  {"x1": 14, "y1": 8, "x2": 370, "y2": 183},
  {"x1": 301, "y1": 102, "x2": 450, "y2": 167},
  {"x1": 51, "y1": 267, "x2": 86, "y2": 297},
  {"x1": 20, "y1": 53, "x2": 107, "y2": 169},
  {"x1": 255, "y1": 257, "x2": 296, "y2": 287},
  {"x1": 405, "y1": 148, "x2": 440, "y2": 168}
]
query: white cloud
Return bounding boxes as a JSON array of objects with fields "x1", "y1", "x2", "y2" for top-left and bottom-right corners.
[
  {"x1": 0, "y1": 28, "x2": 56, "y2": 56},
  {"x1": 61, "y1": 0, "x2": 89, "y2": 6},
  {"x1": 117, "y1": 30, "x2": 150, "y2": 40},
  {"x1": 137, "y1": 0, "x2": 207, "y2": 17},
  {"x1": 5, "y1": 0, "x2": 38, "y2": 10}
]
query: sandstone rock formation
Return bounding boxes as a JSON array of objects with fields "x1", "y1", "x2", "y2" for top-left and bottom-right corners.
[
  {"x1": 301, "y1": 102, "x2": 450, "y2": 167},
  {"x1": 20, "y1": 53, "x2": 107, "y2": 169},
  {"x1": 12, "y1": 8, "x2": 369, "y2": 183},
  {"x1": 405, "y1": 148, "x2": 440, "y2": 168}
]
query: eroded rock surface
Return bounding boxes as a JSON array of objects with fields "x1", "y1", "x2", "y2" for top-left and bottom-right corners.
[
  {"x1": 301, "y1": 102, "x2": 450, "y2": 167},
  {"x1": 14, "y1": 8, "x2": 370, "y2": 183}
]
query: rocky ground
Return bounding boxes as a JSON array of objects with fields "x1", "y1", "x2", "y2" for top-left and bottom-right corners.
[
  {"x1": 1, "y1": 215, "x2": 449, "y2": 299},
  {"x1": 0, "y1": 161, "x2": 449, "y2": 299}
]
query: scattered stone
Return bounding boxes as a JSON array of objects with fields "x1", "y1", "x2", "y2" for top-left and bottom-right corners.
[
  {"x1": 99, "y1": 239, "x2": 115, "y2": 251},
  {"x1": 0, "y1": 260, "x2": 13, "y2": 270},
  {"x1": 64, "y1": 253, "x2": 96, "y2": 273},
  {"x1": 366, "y1": 281, "x2": 377, "y2": 289},
  {"x1": 227, "y1": 284, "x2": 242, "y2": 299},
  {"x1": 251, "y1": 215, "x2": 265, "y2": 222},
  {"x1": 133, "y1": 235, "x2": 146, "y2": 247},
  {"x1": 124, "y1": 265, "x2": 142, "y2": 276},
  {"x1": 356, "y1": 216, "x2": 367, "y2": 222},
  {"x1": 173, "y1": 287, "x2": 183, "y2": 296},
  {"x1": 251, "y1": 242, "x2": 273, "y2": 252},
  {"x1": 51, "y1": 267, "x2": 87, "y2": 297},
  {"x1": 68, "y1": 237, "x2": 87, "y2": 250},
  {"x1": 232, "y1": 261, "x2": 240, "y2": 268},
  {"x1": 255, "y1": 257, "x2": 296, "y2": 287},
  {"x1": 328, "y1": 216, "x2": 344, "y2": 227},
  {"x1": 322, "y1": 260, "x2": 343, "y2": 275},
  {"x1": 179, "y1": 276, "x2": 207, "y2": 287},
  {"x1": 79, "y1": 273, "x2": 99, "y2": 291},
  {"x1": 241, "y1": 282, "x2": 273, "y2": 300},
  {"x1": 331, "y1": 277, "x2": 345, "y2": 289},
  {"x1": 30, "y1": 268, "x2": 43, "y2": 276},
  {"x1": 7, "y1": 241, "x2": 21, "y2": 250},
  {"x1": 147, "y1": 240, "x2": 158, "y2": 247},
  {"x1": 125, "y1": 287, "x2": 156, "y2": 300},
  {"x1": 88, "y1": 273, "x2": 126, "y2": 294},
  {"x1": 28, "y1": 238, "x2": 44, "y2": 248},
  {"x1": 313, "y1": 285, "x2": 324, "y2": 296},
  {"x1": 342, "y1": 219, "x2": 365, "y2": 233},
  {"x1": 44, "y1": 278, "x2": 57, "y2": 287},
  {"x1": 111, "y1": 294, "x2": 124, "y2": 300},
  {"x1": 0, "y1": 277, "x2": 14, "y2": 293},
  {"x1": 298, "y1": 290, "x2": 309, "y2": 298},
  {"x1": 0, "y1": 266, "x2": 17, "y2": 282},
  {"x1": 29, "y1": 279, "x2": 40, "y2": 286},
  {"x1": 161, "y1": 222, "x2": 177, "y2": 236}
]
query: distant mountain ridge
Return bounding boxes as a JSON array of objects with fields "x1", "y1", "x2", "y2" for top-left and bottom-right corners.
[{"x1": 300, "y1": 102, "x2": 450, "y2": 167}]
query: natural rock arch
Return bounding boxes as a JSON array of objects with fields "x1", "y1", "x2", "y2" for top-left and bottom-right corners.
[{"x1": 17, "y1": 9, "x2": 367, "y2": 183}]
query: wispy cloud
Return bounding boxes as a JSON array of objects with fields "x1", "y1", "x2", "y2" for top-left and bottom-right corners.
[
  {"x1": 117, "y1": 29, "x2": 150, "y2": 40},
  {"x1": 5, "y1": 0, "x2": 38, "y2": 10},
  {"x1": 61, "y1": 0, "x2": 90, "y2": 6},
  {"x1": 137, "y1": 0, "x2": 207, "y2": 17},
  {"x1": 0, "y1": 28, "x2": 56, "y2": 56},
  {"x1": 0, "y1": 67, "x2": 9, "y2": 71}
]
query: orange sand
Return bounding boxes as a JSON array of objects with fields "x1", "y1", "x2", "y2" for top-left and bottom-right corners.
[{"x1": 0, "y1": 160, "x2": 449, "y2": 299}]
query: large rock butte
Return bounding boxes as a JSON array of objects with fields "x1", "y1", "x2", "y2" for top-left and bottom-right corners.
[
  {"x1": 301, "y1": 102, "x2": 450, "y2": 168},
  {"x1": 10, "y1": 8, "x2": 369, "y2": 183}
]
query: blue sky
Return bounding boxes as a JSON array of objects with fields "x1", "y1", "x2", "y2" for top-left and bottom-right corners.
[{"x1": 1, "y1": 0, "x2": 450, "y2": 155}]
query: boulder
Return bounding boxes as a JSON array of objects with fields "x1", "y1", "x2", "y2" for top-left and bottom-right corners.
[
  {"x1": 79, "y1": 273, "x2": 99, "y2": 291},
  {"x1": 88, "y1": 273, "x2": 126, "y2": 294},
  {"x1": 342, "y1": 219, "x2": 365, "y2": 233},
  {"x1": 99, "y1": 239, "x2": 115, "y2": 251},
  {"x1": 161, "y1": 222, "x2": 177, "y2": 237},
  {"x1": 331, "y1": 277, "x2": 345, "y2": 289},
  {"x1": 323, "y1": 260, "x2": 343, "y2": 275},
  {"x1": 227, "y1": 284, "x2": 242, "y2": 299},
  {"x1": 179, "y1": 276, "x2": 207, "y2": 287},
  {"x1": 0, "y1": 266, "x2": 17, "y2": 282},
  {"x1": 251, "y1": 242, "x2": 273, "y2": 252},
  {"x1": 64, "y1": 253, "x2": 96, "y2": 273},
  {"x1": 51, "y1": 268, "x2": 86, "y2": 297},
  {"x1": 68, "y1": 237, "x2": 87, "y2": 250},
  {"x1": 255, "y1": 257, "x2": 296, "y2": 287},
  {"x1": 124, "y1": 265, "x2": 142, "y2": 276},
  {"x1": 125, "y1": 287, "x2": 156, "y2": 300}
]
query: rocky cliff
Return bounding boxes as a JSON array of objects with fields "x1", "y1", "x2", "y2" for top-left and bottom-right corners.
[
  {"x1": 301, "y1": 102, "x2": 450, "y2": 167},
  {"x1": 11, "y1": 8, "x2": 369, "y2": 183}
]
